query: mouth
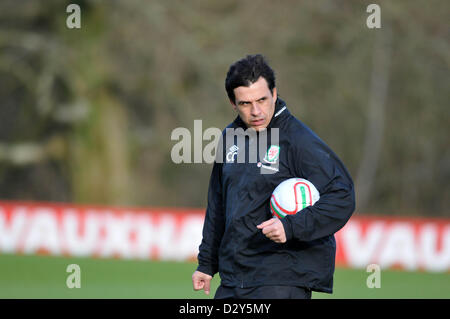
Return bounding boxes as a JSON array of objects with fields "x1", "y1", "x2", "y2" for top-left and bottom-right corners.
[{"x1": 250, "y1": 119, "x2": 265, "y2": 126}]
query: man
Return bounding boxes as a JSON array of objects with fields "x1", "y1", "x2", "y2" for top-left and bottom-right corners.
[{"x1": 192, "y1": 54, "x2": 355, "y2": 299}]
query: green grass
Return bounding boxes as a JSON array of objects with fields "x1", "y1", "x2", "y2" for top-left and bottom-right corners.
[{"x1": 0, "y1": 254, "x2": 448, "y2": 299}]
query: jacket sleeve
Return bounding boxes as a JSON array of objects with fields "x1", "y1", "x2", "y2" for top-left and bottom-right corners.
[
  {"x1": 196, "y1": 161, "x2": 225, "y2": 276},
  {"x1": 280, "y1": 131, "x2": 355, "y2": 242}
]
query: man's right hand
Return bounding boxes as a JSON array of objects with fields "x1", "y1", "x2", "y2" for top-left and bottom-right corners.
[{"x1": 192, "y1": 270, "x2": 213, "y2": 295}]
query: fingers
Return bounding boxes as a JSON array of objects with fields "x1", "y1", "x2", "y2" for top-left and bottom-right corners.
[
  {"x1": 258, "y1": 218, "x2": 287, "y2": 243},
  {"x1": 194, "y1": 280, "x2": 210, "y2": 295},
  {"x1": 256, "y1": 217, "x2": 276, "y2": 229},
  {"x1": 192, "y1": 271, "x2": 212, "y2": 295},
  {"x1": 264, "y1": 227, "x2": 280, "y2": 241},
  {"x1": 262, "y1": 224, "x2": 278, "y2": 235},
  {"x1": 203, "y1": 278, "x2": 211, "y2": 295},
  {"x1": 262, "y1": 224, "x2": 276, "y2": 234},
  {"x1": 257, "y1": 217, "x2": 278, "y2": 235},
  {"x1": 193, "y1": 278, "x2": 204, "y2": 291}
]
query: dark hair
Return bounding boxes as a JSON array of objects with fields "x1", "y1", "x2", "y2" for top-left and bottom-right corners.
[{"x1": 225, "y1": 54, "x2": 276, "y2": 103}]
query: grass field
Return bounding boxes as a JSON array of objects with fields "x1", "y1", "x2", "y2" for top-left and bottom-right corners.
[{"x1": 0, "y1": 254, "x2": 449, "y2": 299}]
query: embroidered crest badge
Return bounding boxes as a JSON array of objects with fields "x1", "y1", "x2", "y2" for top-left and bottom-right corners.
[{"x1": 263, "y1": 145, "x2": 280, "y2": 164}]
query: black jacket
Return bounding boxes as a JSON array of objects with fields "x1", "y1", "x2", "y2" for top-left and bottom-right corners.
[{"x1": 197, "y1": 98, "x2": 355, "y2": 293}]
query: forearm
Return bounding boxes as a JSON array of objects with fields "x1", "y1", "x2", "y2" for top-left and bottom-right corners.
[
  {"x1": 197, "y1": 161, "x2": 225, "y2": 276},
  {"x1": 197, "y1": 225, "x2": 223, "y2": 276},
  {"x1": 281, "y1": 184, "x2": 355, "y2": 242}
]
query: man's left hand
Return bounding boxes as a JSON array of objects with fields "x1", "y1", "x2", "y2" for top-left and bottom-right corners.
[{"x1": 257, "y1": 218, "x2": 287, "y2": 243}]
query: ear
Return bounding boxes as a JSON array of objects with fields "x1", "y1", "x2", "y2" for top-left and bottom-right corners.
[
  {"x1": 272, "y1": 87, "x2": 278, "y2": 103},
  {"x1": 230, "y1": 99, "x2": 237, "y2": 111}
]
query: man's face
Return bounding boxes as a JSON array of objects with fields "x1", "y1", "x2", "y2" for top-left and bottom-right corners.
[{"x1": 231, "y1": 76, "x2": 277, "y2": 131}]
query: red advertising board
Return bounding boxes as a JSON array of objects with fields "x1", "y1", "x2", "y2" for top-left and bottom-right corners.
[{"x1": 0, "y1": 200, "x2": 448, "y2": 272}]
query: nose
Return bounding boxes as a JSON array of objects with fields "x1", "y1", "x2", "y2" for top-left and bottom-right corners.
[{"x1": 250, "y1": 103, "x2": 261, "y2": 116}]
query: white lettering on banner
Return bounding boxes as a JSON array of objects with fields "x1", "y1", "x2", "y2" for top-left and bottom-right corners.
[
  {"x1": 152, "y1": 215, "x2": 178, "y2": 260},
  {"x1": 106, "y1": 213, "x2": 180, "y2": 260},
  {"x1": 62, "y1": 210, "x2": 204, "y2": 260},
  {"x1": 132, "y1": 214, "x2": 203, "y2": 260},
  {"x1": 420, "y1": 224, "x2": 450, "y2": 272},
  {"x1": 340, "y1": 220, "x2": 450, "y2": 271},
  {"x1": 0, "y1": 207, "x2": 27, "y2": 252},
  {"x1": 341, "y1": 221, "x2": 385, "y2": 268},
  {"x1": 100, "y1": 212, "x2": 135, "y2": 259},
  {"x1": 176, "y1": 215, "x2": 204, "y2": 261},
  {"x1": 378, "y1": 223, "x2": 417, "y2": 270},
  {"x1": 1, "y1": 202, "x2": 449, "y2": 272},
  {"x1": 23, "y1": 208, "x2": 61, "y2": 255},
  {"x1": 133, "y1": 215, "x2": 153, "y2": 259},
  {"x1": 62, "y1": 210, "x2": 100, "y2": 256}
]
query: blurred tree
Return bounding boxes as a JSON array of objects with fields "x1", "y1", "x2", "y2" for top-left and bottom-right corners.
[{"x1": 0, "y1": 0, "x2": 448, "y2": 216}]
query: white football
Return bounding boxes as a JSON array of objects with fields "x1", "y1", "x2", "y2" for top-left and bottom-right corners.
[{"x1": 270, "y1": 178, "x2": 320, "y2": 218}]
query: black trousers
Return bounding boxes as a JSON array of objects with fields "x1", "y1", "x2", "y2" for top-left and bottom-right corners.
[{"x1": 214, "y1": 284, "x2": 312, "y2": 299}]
